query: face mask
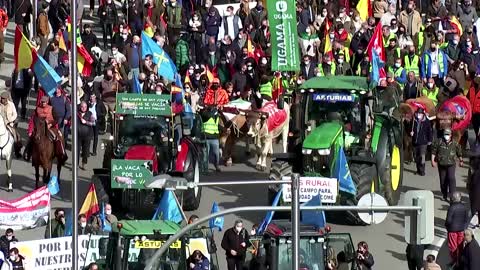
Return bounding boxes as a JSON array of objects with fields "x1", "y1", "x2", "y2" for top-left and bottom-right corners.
[
  {"x1": 209, "y1": 51, "x2": 215, "y2": 55},
  {"x1": 416, "y1": 114, "x2": 424, "y2": 120},
  {"x1": 235, "y1": 226, "x2": 242, "y2": 232},
  {"x1": 157, "y1": 41, "x2": 163, "y2": 46},
  {"x1": 185, "y1": 87, "x2": 191, "y2": 92},
  {"x1": 305, "y1": 28, "x2": 311, "y2": 34},
  {"x1": 220, "y1": 60, "x2": 226, "y2": 65},
  {"x1": 428, "y1": 83, "x2": 434, "y2": 88},
  {"x1": 355, "y1": 16, "x2": 360, "y2": 21},
  {"x1": 395, "y1": 63, "x2": 401, "y2": 68},
  {"x1": 316, "y1": 72, "x2": 321, "y2": 77},
  {"x1": 261, "y1": 58, "x2": 267, "y2": 65},
  {"x1": 81, "y1": 222, "x2": 87, "y2": 228},
  {"x1": 460, "y1": 64, "x2": 465, "y2": 69},
  {"x1": 326, "y1": 61, "x2": 332, "y2": 65},
  {"x1": 297, "y1": 79, "x2": 302, "y2": 84},
  {"x1": 9, "y1": 255, "x2": 16, "y2": 261},
  {"x1": 467, "y1": 42, "x2": 472, "y2": 47},
  {"x1": 112, "y1": 49, "x2": 118, "y2": 54},
  {"x1": 250, "y1": 230, "x2": 256, "y2": 235},
  {"x1": 338, "y1": 59, "x2": 344, "y2": 64},
  {"x1": 247, "y1": 66, "x2": 253, "y2": 70},
  {"x1": 107, "y1": 0, "x2": 111, "y2": 3},
  {"x1": 171, "y1": 2, "x2": 177, "y2": 6},
  {"x1": 6, "y1": 236, "x2": 12, "y2": 241},
  {"x1": 188, "y1": 69, "x2": 194, "y2": 75},
  {"x1": 304, "y1": 61, "x2": 310, "y2": 65},
  {"x1": 453, "y1": 39, "x2": 459, "y2": 45},
  {"x1": 444, "y1": 135, "x2": 451, "y2": 141},
  {"x1": 106, "y1": 210, "x2": 112, "y2": 215},
  {"x1": 339, "y1": 12, "x2": 345, "y2": 18},
  {"x1": 122, "y1": 34, "x2": 128, "y2": 39},
  {"x1": 329, "y1": 34, "x2": 335, "y2": 39}
]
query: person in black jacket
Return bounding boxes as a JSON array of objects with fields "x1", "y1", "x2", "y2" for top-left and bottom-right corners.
[
  {"x1": 405, "y1": 244, "x2": 425, "y2": 270},
  {"x1": 445, "y1": 192, "x2": 471, "y2": 266},
  {"x1": 0, "y1": 228, "x2": 17, "y2": 258},
  {"x1": 411, "y1": 108, "x2": 432, "y2": 176},
  {"x1": 10, "y1": 68, "x2": 33, "y2": 120},
  {"x1": 77, "y1": 101, "x2": 95, "y2": 170},
  {"x1": 13, "y1": 0, "x2": 32, "y2": 36},
  {"x1": 460, "y1": 229, "x2": 480, "y2": 270},
  {"x1": 221, "y1": 220, "x2": 250, "y2": 270},
  {"x1": 355, "y1": 241, "x2": 374, "y2": 270},
  {"x1": 98, "y1": 0, "x2": 118, "y2": 49},
  {"x1": 468, "y1": 144, "x2": 480, "y2": 228}
]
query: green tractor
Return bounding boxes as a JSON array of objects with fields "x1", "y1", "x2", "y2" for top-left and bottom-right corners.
[
  {"x1": 246, "y1": 220, "x2": 356, "y2": 270},
  {"x1": 96, "y1": 220, "x2": 219, "y2": 270},
  {"x1": 93, "y1": 93, "x2": 205, "y2": 218},
  {"x1": 270, "y1": 76, "x2": 403, "y2": 224}
]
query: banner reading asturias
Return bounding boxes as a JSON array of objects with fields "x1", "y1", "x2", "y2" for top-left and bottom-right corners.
[{"x1": 267, "y1": 0, "x2": 300, "y2": 71}]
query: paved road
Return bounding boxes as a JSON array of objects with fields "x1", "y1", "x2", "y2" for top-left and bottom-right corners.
[{"x1": 0, "y1": 8, "x2": 478, "y2": 270}]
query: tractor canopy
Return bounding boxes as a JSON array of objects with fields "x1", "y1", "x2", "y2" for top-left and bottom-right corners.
[
  {"x1": 299, "y1": 76, "x2": 370, "y2": 92},
  {"x1": 117, "y1": 220, "x2": 181, "y2": 237}
]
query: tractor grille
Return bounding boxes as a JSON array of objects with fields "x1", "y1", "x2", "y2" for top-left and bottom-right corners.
[{"x1": 302, "y1": 151, "x2": 332, "y2": 176}]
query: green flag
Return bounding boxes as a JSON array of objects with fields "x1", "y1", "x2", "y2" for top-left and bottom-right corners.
[{"x1": 267, "y1": 0, "x2": 300, "y2": 71}]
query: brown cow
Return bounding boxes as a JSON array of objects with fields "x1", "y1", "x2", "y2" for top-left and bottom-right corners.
[{"x1": 219, "y1": 111, "x2": 251, "y2": 166}]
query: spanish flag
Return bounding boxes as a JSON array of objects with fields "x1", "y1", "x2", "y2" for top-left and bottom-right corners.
[
  {"x1": 184, "y1": 71, "x2": 191, "y2": 84},
  {"x1": 57, "y1": 31, "x2": 67, "y2": 52},
  {"x1": 14, "y1": 26, "x2": 33, "y2": 71},
  {"x1": 357, "y1": 0, "x2": 372, "y2": 21},
  {"x1": 205, "y1": 66, "x2": 214, "y2": 83},
  {"x1": 79, "y1": 183, "x2": 100, "y2": 219},
  {"x1": 449, "y1": 16, "x2": 463, "y2": 36},
  {"x1": 77, "y1": 44, "x2": 94, "y2": 77},
  {"x1": 324, "y1": 31, "x2": 333, "y2": 58},
  {"x1": 247, "y1": 35, "x2": 255, "y2": 58}
]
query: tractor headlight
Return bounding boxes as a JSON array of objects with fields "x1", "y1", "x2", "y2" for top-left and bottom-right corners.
[
  {"x1": 317, "y1": 149, "x2": 331, "y2": 155},
  {"x1": 141, "y1": 236, "x2": 147, "y2": 242},
  {"x1": 134, "y1": 236, "x2": 140, "y2": 241},
  {"x1": 302, "y1": 149, "x2": 313, "y2": 155}
]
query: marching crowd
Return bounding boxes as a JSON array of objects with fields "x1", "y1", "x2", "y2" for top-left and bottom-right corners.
[{"x1": 0, "y1": 0, "x2": 480, "y2": 268}]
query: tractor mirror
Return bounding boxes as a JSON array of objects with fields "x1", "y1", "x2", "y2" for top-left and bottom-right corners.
[{"x1": 277, "y1": 97, "x2": 284, "y2": 110}]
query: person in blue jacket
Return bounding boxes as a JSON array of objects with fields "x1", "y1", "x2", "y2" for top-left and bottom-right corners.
[
  {"x1": 187, "y1": 250, "x2": 210, "y2": 270},
  {"x1": 420, "y1": 40, "x2": 449, "y2": 87}
]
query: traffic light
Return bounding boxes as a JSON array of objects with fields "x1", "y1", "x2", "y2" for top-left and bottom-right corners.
[{"x1": 404, "y1": 190, "x2": 434, "y2": 245}]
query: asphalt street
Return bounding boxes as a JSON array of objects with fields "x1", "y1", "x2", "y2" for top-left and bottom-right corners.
[{"x1": 0, "y1": 7, "x2": 478, "y2": 270}]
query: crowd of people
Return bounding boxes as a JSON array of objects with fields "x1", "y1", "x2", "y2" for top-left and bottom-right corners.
[{"x1": 0, "y1": 0, "x2": 480, "y2": 268}]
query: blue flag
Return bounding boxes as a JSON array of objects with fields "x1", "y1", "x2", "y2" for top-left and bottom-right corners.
[
  {"x1": 335, "y1": 147, "x2": 357, "y2": 195},
  {"x1": 152, "y1": 190, "x2": 183, "y2": 223},
  {"x1": 257, "y1": 189, "x2": 282, "y2": 234},
  {"x1": 141, "y1": 32, "x2": 177, "y2": 81},
  {"x1": 33, "y1": 53, "x2": 62, "y2": 96},
  {"x1": 64, "y1": 209, "x2": 73, "y2": 236},
  {"x1": 209, "y1": 202, "x2": 224, "y2": 231},
  {"x1": 301, "y1": 195, "x2": 326, "y2": 229},
  {"x1": 47, "y1": 175, "x2": 60, "y2": 195},
  {"x1": 370, "y1": 48, "x2": 384, "y2": 86},
  {"x1": 100, "y1": 202, "x2": 112, "y2": 232},
  {"x1": 133, "y1": 74, "x2": 142, "y2": 94}
]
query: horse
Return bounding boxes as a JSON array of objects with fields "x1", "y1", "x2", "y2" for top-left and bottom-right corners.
[
  {"x1": 32, "y1": 117, "x2": 64, "y2": 189},
  {"x1": 0, "y1": 116, "x2": 14, "y2": 191},
  {"x1": 219, "y1": 110, "x2": 251, "y2": 166}
]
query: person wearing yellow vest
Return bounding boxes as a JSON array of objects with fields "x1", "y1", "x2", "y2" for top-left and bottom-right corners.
[
  {"x1": 420, "y1": 41, "x2": 448, "y2": 86},
  {"x1": 382, "y1": 25, "x2": 397, "y2": 47},
  {"x1": 421, "y1": 78, "x2": 439, "y2": 106},
  {"x1": 388, "y1": 58, "x2": 407, "y2": 87},
  {"x1": 200, "y1": 108, "x2": 222, "y2": 172},
  {"x1": 317, "y1": 55, "x2": 336, "y2": 76},
  {"x1": 259, "y1": 75, "x2": 273, "y2": 101},
  {"x1": 404, "y1": 45, "x2": 420, "y2": 77}
]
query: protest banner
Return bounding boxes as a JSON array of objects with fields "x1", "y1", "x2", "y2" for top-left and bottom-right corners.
[
  {"x1": 111, "y1": 159, "x2": 153, "y2": 189},
  {"x1": 0, "y1": 186, "x2": 50, "y2": 230},
  {"x1": 11, "y1": 235, "x2": 141, "y2": 270},
  {"x1": 282, "y1": 177, "x2": 338, "y2": 203},
  {"x1": 267, "y1": 0, "x2": 300, "y2": 71},
  {"x1": 115, "y1": 93, "x2": 171, "y2": 116}
]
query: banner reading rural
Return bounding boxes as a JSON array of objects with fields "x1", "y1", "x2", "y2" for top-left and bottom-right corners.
[
  {"x1": 0, "y1": 186, "x2": 50, "y2": 230},
  {"x1": 267, "y1": 0, "x2": 300, "y2": 71}
]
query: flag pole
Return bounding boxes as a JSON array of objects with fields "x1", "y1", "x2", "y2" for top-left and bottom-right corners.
[{"x1": 71, "y1": 0, "x2": 79, "y2": 269}]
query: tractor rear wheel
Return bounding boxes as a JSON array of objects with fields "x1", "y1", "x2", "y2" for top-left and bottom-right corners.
[
  {"x1": 344, "y1": 163, "x2": 377, "y2": 225},
  {"x1": 380, "y1": 145, "x2": 403, "y2": 205},
  {"x1": 183, "y1": 151, "x2": 202, "y2": 211}
]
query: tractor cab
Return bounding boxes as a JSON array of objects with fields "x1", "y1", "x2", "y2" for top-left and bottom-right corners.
[
  {"x1": 98, "y1": 220, "x2": 219, "y2": 270},
  {"x1": 93, "y1": 93, "x2": 203, "y2": 219},
  {"x1": 248, "y1": 220, "x2": 356, "y2": 270}
]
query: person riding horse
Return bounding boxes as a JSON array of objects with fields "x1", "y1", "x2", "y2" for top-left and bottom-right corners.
[
  {"x1": 23, "y1": 95, "x2": 67, "y2": 162},
  {"x1": 0, "y1": 91, "x2": 21, "y2": 157}
]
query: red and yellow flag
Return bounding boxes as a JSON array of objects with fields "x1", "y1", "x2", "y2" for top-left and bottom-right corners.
[
  {"x1": 247, "y1": 35, "x2": 255, "y2": 58},
  {"x1": 79, "y1": 183, "x2": 100, "y2": 219},
  {"x1": 14, "y1": 26, "x2": 33, "y2": 71},
  {"x1": 357, "y1": 0, "x2": 372, "y2": 21},
  {"x1": 205, "y1": 66, "x2": 214, "y2": 82},
  {"x1": 57, "y1": 31, "x2": 67, "y2": 51},
  {"x1": 324, "y1": 32, "x2": 333, "y2": 58},
  {"x1": 450, "y1": 16, "x2": 463, "y2": 36},
  {"x1": 77, "y1": 44, "x2": 94, "y2": 77}
]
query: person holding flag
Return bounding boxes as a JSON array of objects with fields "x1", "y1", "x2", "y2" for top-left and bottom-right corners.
[{"x1": 92, "y1": 203, "x2": 118, "y2": 235}]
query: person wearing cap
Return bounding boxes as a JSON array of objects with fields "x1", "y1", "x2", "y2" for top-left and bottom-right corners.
[
  {"x1": 221, "y1": 220, "x2": 250, "y2": 270},
  {"x1": 410, "y1": 108, "x2": 432, "y2": 176},
  {"x1": 431, "y1": 128, "x2": 463, "y2": 201},
  {"x1": 421, "y1": 77, "x2": 439, "y2": 106},
  {"x1": 0, "y1": 91, "x2": 21, "y2": 159}
]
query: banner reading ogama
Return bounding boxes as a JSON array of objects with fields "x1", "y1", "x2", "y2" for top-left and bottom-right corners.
[
  {"x1": 267, "y1": 0, "x2": 300, "y2": 71},
  {"x1": 0, "y1": 186, "x2": 50, "y2": 230}
]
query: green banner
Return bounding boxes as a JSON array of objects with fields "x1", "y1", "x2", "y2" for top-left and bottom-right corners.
[
  {"x1": 267, "y1": 0, "x2": 300, "y2": 71},
  {"x1": 115, "y1": 93, "x2": 171, "y2": 116},
  {"x1": 111, "y1": 159, "x2": 153, "y2": 189}
]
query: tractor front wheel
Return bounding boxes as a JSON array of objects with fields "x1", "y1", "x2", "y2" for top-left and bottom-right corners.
[
  {"x1": 380, "y1": 145, "x2": 403, "y2": 206},
  {"x1": 183, "y1": 150, "x2": 202, "y2": 211},
  {"x1": 344, "y1": 163, "x2": 377, "y2": 225}
]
